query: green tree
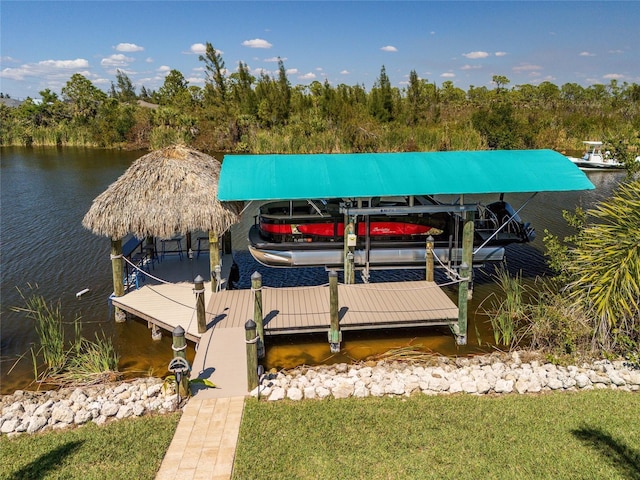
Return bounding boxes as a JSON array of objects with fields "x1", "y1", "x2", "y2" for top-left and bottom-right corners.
[
  {"x1": 229, "y1": 61, "x2": 257, "y2": 116},
  {"x1": 492, "y1": 75, "x2": 510, "y2": 93},
  {"x1": 61, "y1": 74, "x2": 106, "y2": 124},
  {"x1": 369, "y1": 65, "x2": 394, "y2": 122},
  {"x1": 111, "y1": 70, "x2": 137, "y2": 103},
  {"x1": 199, "y1": 42, "x2": 228, "y2": 113},
  {"x1": 156, "y1": 69, "x2": 191, "y2": 108}
]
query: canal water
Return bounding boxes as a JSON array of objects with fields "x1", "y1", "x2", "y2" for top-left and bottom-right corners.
[{"x1": 0, "y1": 147, "x2": 626, "y2": 394}]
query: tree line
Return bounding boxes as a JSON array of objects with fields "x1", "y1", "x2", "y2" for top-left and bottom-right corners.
[{"x1": 1, "y1": 41, "x2": 639, "y2": 158}]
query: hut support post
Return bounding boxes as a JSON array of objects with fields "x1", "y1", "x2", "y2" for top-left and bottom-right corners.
[
  {"x1": 209, "y1": 231, "x2": 220, "y2": 292},
  {"x1": 251, "y1": 272, "x2": 265, "y2": 358},
  {"x1": 425, "y1": 235, "x2": 434, "y2": 282},
  {"x1": 110, "y1": 238, "x2": 126, "y2": 323},
  {"x1": 172, "y1": 326, "x2": 190, "y2": 399},
  {"x1": 454, "y1": 210, "x2": 474, "y2": 345},
  {"x1": 245, "y1": 320, "x2": 259, "y2": 391},
  {"x1": 343, "y1": 215, "x2": 356, "y2": 284},
  {"x1": 195, "y1": 275, "x2": 206, "y2": 334},
  {"x1": 328, "y1": 271, "x2": 341, "y2": 353}
]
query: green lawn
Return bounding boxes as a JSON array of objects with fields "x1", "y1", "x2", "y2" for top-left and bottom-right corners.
[
  {"x1": 2, "y1": 391, "x2": 638, "y2": 480},
  {"x1": 233, "y1": 390, "x2": 640, "y2": 480},
  {"x1": 0, "y1": 412, "x2": 180, "y2": 480}
]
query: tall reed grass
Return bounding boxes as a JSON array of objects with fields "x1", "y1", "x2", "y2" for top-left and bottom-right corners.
[{"x1": 11, "y1": 288, "x2": 120, "y2": 387}]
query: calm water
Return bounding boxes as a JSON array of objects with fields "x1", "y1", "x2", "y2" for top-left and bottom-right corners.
[{"x1": 0, "y1": 147, "x2": 625, "y2": 394}]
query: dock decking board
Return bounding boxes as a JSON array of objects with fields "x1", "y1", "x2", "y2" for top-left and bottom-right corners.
[{"x1": 112, "y1": 258, "x2": 459, "y2": 398}]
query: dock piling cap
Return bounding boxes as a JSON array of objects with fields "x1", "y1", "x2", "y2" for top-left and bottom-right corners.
[
  {"x1": 245, "y1": 319, "x2": 257, "y2": 330},
  {"x1": 173, "y1": 325, "x2": 185, "y2": 337},
  {"x1": 194, "y1": 275, "x2": 204, "y2": 283}
]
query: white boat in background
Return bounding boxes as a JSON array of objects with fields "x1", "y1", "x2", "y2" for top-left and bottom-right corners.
[{"x1": 567, "y1": 141, "x2": 625, "y2": 170}]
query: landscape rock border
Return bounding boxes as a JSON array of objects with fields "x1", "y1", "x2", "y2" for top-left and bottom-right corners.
[
  {"x1": 251, "y1": 352, "x2": 640, "y2": 401},
  {"x1": 0, "y1": 377, "x2": 177, "y2": 437}
]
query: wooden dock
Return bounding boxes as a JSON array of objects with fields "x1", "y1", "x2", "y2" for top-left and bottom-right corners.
[{"x1": 111, "y1": 254, "x2": 459, "y2": 397}]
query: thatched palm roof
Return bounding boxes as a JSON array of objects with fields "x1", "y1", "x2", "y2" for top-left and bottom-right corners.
[{"x1": 83, "y1": 145, "x2": 242, "y2": 240}]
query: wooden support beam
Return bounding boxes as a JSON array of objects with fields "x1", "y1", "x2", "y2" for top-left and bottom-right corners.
[
  {"x1": 209, "y1": 231, "x2": 220, "y2": 292},
  {"x1": 110, "y1": 238, "x2": 126, "y2": 322},
  {"x1": 455, "y1": 210, "x2": 474, "y2": 345},
  {"x1": 328, "y1": 271, "x2": 341, "y2": 353},
  {"x1": 252, "y1": 271, "x2": 265, "y2": 358},
  {"x1": 195, "y1": 275, "x2": 206, "y2": 334},
  {"x1": 245, "y1": 320, "x2": 259, "y2": 391},
  {"x1": 425, "y1": 235, "x2": 434, "y2": 282},
  {"x1": 343, "y1": 215, "x2": 356, "y2": 284}
]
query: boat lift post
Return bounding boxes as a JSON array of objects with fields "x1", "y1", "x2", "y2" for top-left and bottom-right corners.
[
  {"x1": 343, "y1": 213, "x2": 357, "y2": 284},
  {"x1": 453, "y1": 208, "x2": 474, "y2": 345}
]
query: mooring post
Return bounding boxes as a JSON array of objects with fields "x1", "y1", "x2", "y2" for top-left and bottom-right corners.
[
  {"x1": 194, "y1": 275, "x2": 206, "y2": 334},
  {"x1": 425, "y1": 235, "x2": 434, "y2": 282},
  {"x1": 343, "y1": 215, "x2": 356, "y2": 284},
  {"x1": 209, "y1": 231, "x2": 220, "y2": 292},
  {"x1": 328, "y1": 270, "x2": 341, "y2": 353},
  {"x1": 245, "y1": 319, "x2": 259, "y2": 391},
  {"x1": 251, "y1": 271, "x2": 265, "y2": 358},
  {"x1": 110, "y1": 238, "x2": 126, "y2": 323},
  {"x1": 455, "y1": 210, "x2": 474, "y2": 345},
  {"x1": 172, "y1": 325, "x2": 189, "y2": 398}
]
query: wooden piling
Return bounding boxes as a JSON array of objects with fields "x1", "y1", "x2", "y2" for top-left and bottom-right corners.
[
  {"x1": 245, "y1": 320, "x2": 259, "y2": 391},
  {"x1": 251, "y1": 271, "x2": 265, "y2": 358},
  {"x1": 455, "y1": 210, "x2": 474, "y2": 345},
  {"x1": 209, "y1": 231, "x2": 220, "y2": 292},
  {"x1": 172, "y1": 325, "x2": 189, "y2": 399},
  {"x1": 328, "y1": 271, "x2": 341, "y2": 352},
  {"x1": 110, "y1": 238, "x2": 126, "y2": 322},
  {"x1": 425, "y1": 235, "x2": 434, "y2": 282},
  {"x1": 344, "y1": 215, "x2": 356, "y2": 284},
  {"x1": 194, "y1": 275, "x2": 206, "y2": 334}
]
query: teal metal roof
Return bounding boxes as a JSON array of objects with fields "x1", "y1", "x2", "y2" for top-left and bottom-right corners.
[{"x1": 218, "y1": 150, "x2": 594, "y2": 201}]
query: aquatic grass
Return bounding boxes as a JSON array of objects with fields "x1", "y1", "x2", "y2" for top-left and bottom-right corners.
[
  {"x1": 11, "y1": 288, "x2": 120, "y2": 387},
  {"x1": 479, "y1": 266, "x2": 530, "y2": 349}
]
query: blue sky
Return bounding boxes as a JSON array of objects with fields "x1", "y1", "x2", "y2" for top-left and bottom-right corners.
[{"x1": 1, "y1": 1, "x2": 638, "y2": 100}]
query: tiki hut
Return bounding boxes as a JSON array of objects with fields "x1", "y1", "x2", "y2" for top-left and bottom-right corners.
[{"x1": 83, "y1": 145, "x2": 242, "y2": 298}]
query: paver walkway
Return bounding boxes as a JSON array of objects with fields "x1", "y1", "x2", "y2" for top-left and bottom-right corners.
[{"x1": 155, "y1": 396, "x2": 245, "y2": 480}]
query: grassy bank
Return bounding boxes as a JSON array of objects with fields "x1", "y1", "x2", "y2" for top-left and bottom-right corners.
[
  {"x1": 234, "y1": 390, "x2": 640, "y2": 479},
  {"x1": 0, "y1": 412, "x2": 180, "y2": 480}
]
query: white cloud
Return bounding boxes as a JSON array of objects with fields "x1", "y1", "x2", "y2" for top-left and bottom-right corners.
[
  {"x1": 441, "y1": 72, "x2": 456, "y2": 78},
  {"x1": 603, "y1": 73, "x2": 624, "y2": 80},
  {"x1": 116, "y1": 43, "x2": 144, "y2": 52},
  {"x1": 264, "y1": 57, "x2": 284, "y2": 62},
  {"x1": 579, "y1": 51, "x2": 596, "y2": 57},
  {"x1": 0, "y1": 58, "x2": 90, "y2": 81},
  {"x1": 608, "y1": 49, "x2": 624, "y2": 54},
  {"x1": 189, "y1": 43, "x2": 207, "y2": 54},
  {"x1": 340, "y1": 70, "x2": 350, "y2": 75},
  {"x1": 100, "y1": 54, "x2": 134, "y2": 67},
  {"x1": 145, "y1": 57, "x2": 154, "y2": 63},
  {"x1": 460, "y1": 64, "x2": 482, "y2": 71},
  {"x1": 0, "y1": 56, "x2": 20, "y2": 64},
  {"x1": 286, "y1": 68, "x2": 299, "y2": 75},
  {"x1": 381, "y1": 45, "x2": 398, "y2": 52},
  {"x1": 158, "y1": 65, "x2": 171, "y2": 73},
  {"x1": 512, "y1": 63, "x2": 542, "y2": 73},
  {"x1": 242, "y1": 38, "x2": 273, "y2": 49},
  {"x1": 495, "y1": 51, "x2": 507, "y2": 57},
  {"x1": 298, "y1": 72, "x2": 316, "y2": 80},
  {"x1": 462, "y1": 51, "x2": 489, "y2": 59},
  {"x1": 185, "y1": 76, "x2": 204, "y2": 85}
]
